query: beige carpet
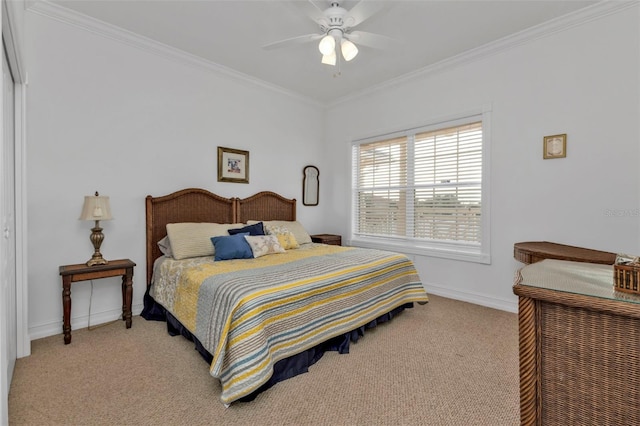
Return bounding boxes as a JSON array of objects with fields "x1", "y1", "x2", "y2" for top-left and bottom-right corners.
[{"x1": 8, "y1": 295, "x2": 519, "y2": 425}]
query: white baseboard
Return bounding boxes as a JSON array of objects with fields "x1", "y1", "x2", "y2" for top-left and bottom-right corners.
[
  {"x1": 28, "y1": 287, "x2": 517, "y2": 340},
  {"x1": 424, "y1": 283, "x2": 518, "y2": 314},
  {"x1": 28, "y1": 303, "x2": 144, "y2": 341}
]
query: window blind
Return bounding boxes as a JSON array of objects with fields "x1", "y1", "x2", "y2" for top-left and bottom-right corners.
[{"x1": 353, "y1": 121, "x2": 483, "y2": 246}]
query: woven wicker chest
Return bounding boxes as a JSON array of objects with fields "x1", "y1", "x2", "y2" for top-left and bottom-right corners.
[{"x1": 514, "y1": 259, "x2": 640, "y2": 425}]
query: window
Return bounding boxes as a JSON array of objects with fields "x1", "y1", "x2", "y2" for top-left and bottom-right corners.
[{"x1": 351, "y1": 111, "x2": 490, "y2": 263}]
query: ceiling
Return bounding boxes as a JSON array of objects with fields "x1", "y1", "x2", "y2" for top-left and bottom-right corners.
[{"x1": 48, "y1": 0, "x2": 597, "y2": 104}]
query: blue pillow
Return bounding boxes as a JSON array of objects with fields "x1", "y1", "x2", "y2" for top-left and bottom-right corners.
[
  {"x1": 228, "y1": 222, "x2": 265, "y2": 236},
  {"x1": 211, "y1": 233, "x2": 253, "y2": 261}
]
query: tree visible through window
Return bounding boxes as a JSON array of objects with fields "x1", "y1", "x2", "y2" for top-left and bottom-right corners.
[{"x1": 352, "y1": 117, "x2": 486, "y2": 259}]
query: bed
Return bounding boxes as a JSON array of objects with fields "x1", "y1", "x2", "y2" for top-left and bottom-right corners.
[{"x1": 142, "y1": 188, "x2": 429, "y2": 405}]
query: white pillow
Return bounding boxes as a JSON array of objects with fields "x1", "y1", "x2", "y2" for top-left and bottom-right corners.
[
  {"x1": 244, "y1": 235, "x2": 285, "y2": 258},
  {"x1": 166, "y1": 222, "x2": 244, "y2": 260},
  {"x1": 247, "y1": 220, "x2": 312, "y2": 245},
  {"x1": 157, "y1": 236, "x2": 173, "y2": 257}
]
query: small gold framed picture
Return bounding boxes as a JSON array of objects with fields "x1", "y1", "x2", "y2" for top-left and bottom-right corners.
[
  {"x1": 217, "y1": 146, "x2": 249, "y2": 183},
  {"x1": 543, "y1": 134, "x2": 566, "y2": 159}
]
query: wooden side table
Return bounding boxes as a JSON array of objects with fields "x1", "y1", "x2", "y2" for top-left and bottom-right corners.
[
  {"x1": 58, "y1": 258, "x2": 136, "y2": 344},
  {"x1": 311, "y1": 234, "x2": 342, "y2": 246}
]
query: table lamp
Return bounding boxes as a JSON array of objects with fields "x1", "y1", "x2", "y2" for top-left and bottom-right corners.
[{"x1": 79, "y1": 191, "x2": 113, "y2": 266}]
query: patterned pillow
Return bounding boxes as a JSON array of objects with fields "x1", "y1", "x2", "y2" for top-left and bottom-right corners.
[
  {"x1": 247, "y1": 220, "x2": 312, "y2": 245},
  {"x1": 264, "y1": 225, "x2": 300, "y2": 250},
  {"x1": 244, "y1": 235, "x2": 285, "y2": 258}
]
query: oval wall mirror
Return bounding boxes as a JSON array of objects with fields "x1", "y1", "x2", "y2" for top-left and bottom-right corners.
[{"x1": 302, "y1": 165, "x2": 319, "y2": 206}]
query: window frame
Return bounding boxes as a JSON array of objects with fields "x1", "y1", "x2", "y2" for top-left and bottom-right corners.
[{"x1": 349, "y1": 107, "x2": 491, "y2": 264}]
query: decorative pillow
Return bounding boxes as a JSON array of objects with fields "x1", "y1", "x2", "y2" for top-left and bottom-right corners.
[
  {"x1": 228, "y1": 222, "x2": 265, "y2": 236},
  {"x1": 247, "y1": 220, "x2": 312, "y2": 245},
  {"x1": 166, "y1": 222, "x2": 244, "y2": 260},
  {"x1": 157, "y1": 236, "x2": 173, "y2": 257},
  {"x1": 210, "y1": 233, "x2": 253, "y2": 261},
  {"x1": 244, "y1": 235, "x2": 285, "y2": 258},
  {"x1": 264, "y1": 225, "x2": 299, "y2": 250}
]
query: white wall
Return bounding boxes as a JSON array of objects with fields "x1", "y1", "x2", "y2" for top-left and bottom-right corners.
[
  {"x1": 325, "y1": 5, "x2": 640, "y2": 311},
  {"x1": 22, "y1": 3, "x2": 640, "y2": 339},
  {"x1": 24, "y1": 11, "x2": 327, "y2": 339}
]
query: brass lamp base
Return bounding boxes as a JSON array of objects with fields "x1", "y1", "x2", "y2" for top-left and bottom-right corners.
[
  {"x1": 86, "y1": 221, "x2": 108, "y2": 267},
  {"x1": 86, "y1": 254, "x2": 108, "y2": 267}
]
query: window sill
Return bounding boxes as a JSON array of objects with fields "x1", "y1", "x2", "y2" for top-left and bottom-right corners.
[{"x1": 348, "y1": 236, "x2": 491, "y2": 264}]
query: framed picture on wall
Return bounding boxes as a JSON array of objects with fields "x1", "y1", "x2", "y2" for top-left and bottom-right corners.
[
  {"x1": 543, "y1": 134, "x2": 567, "y2": 159},
  {"x1": 217, "y1": 146, "x2": 249, "y2": 183}
]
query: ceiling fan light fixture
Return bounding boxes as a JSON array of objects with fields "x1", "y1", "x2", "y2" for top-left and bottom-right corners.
[
  {"x1": 321, "y1": 50, "x2": 337, "y2": 66},
  {"x1": 318, "y1": 34, "x2": 336, "y2": 56},
  {"x1": 341, "y1": 39, "x2": 358, "y2": 61}
]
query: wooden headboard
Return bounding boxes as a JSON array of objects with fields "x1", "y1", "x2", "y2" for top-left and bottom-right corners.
[
  {"x1": 145, "y1": 188, "x2": 296, "y2": 285},
  {"x1": 236, "y1": 191, "x2": 296, "y2": 223}
]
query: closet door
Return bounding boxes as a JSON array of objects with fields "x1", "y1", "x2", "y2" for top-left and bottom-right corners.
[{"x1": 1, "y1": 40, "x2": 16, "y2": 408}]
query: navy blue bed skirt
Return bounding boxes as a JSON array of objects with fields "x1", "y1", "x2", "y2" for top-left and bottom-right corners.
[{"x1": 141, "y1": 288, "x2": 414, "y2": 402}]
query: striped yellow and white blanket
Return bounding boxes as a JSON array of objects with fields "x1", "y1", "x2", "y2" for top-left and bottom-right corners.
[{"x1": 151, "y1": 243, "x2": 428, "y2": 404}]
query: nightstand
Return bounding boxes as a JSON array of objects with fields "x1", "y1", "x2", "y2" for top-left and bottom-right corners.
[
  {"x1": 311, "y1": 234, "x2": 342, "y2": 246},
  {"x1": 58, "y1": 259, "x2": 135, "y2": 344}
]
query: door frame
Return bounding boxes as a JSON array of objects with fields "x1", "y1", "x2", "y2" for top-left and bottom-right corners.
[
  {"x1": 2, "y1": 0, "x2": 28, "y2": 358},
  {"x1": 0, "y1": 1, "x2": 25, "y2": 423}
]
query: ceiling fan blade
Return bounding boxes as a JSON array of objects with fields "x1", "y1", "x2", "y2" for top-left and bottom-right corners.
[
  {"x1": 344, "y1": 1, "x2": 386, "y2": 28},
  {"x1": 346, "y1": 30, "x2": 396, "y2": 50},
  {"x1": 307, "y1": 0, "x2": 327, "y2": 16},
  {"x1": 262, "y1": 33, "x2": 323, "y2": 51},
  {"x1": 293, "y1": 0, "x2": 329, "y2": 26}
]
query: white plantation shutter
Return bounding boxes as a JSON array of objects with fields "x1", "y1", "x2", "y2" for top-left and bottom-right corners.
[
  {"x1": 413, "y1": 122, "x2": 482, "y2": 243},
  {"x1": 352, "y1": 114, "x2": 489, "y2": 262},
  {"x1": 353, "y1": 137, "x2": 408, "y2": 237}
]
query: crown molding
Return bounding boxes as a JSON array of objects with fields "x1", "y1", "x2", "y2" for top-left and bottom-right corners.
[
  {"x1": 329, "y1": 0, "x2": 638, "y2": 107},
  {"x1": 27, "y1": 0, "x2": 324, "y2": 108},
  {"x1": 26, "y1": 1, "x2": 636, "y2": 109}
]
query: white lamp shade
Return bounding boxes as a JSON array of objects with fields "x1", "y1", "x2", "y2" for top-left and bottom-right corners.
[
  {"x1": 79, "y1": 194, "x2": 113, "y2": 221},
  {"x1": 321, "y1": 50, "x2": 337, "y2": 66},
  {"x1": 318, "y1": 34, "x2": 336, "y2": 56},
  {"x1": 341, "y1": 39, "x2": 358, "y2": 61}
]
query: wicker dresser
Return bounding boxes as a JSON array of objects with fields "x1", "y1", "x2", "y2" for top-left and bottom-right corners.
[
  {"x1": 513, "y1": 260, "x2": 640, "y2": 425},
  {"x1": 514, "y1": 241, "x2": 616, "y2": 265}
]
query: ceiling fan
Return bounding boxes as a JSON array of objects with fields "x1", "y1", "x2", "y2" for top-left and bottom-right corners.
[{"x1": 263, "y1": 1, "x2": 392, "y2": 67}]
